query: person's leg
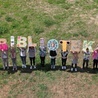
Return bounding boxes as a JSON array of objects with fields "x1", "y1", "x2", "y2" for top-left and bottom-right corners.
[
  {"x1": 33, "y1": 57, "x2": 35, "y2": 65},
  {"x1": 64, "y1": 59, "x2": 67, "y2": 69},
  {"x1": 21, "y1": 56, "x2": 26, "y2": 68},
  {"x1": 41, "y1": 57, "x2": 45, "y2": 67},
  {"x1": 83, "y1": 59, "x2": 85, "y2": 69},
  {"x1": 71, "y1": 63, "x2": 74, "y2": 71},
  {"x1": 33, "y1": 57, "x2": 36, "y2": 69},
  {"x1": 2, "y1": 58, "x2": 6, "y2": 69},
  {"x1": 24, "y1": 56, "x2": 26, "y2": 65},
  {"x1": 20, "y1": 56, "x2": 24, "y2": 65},
  {"x1": 86, "y1": 60, "x2": 89, "y2": 68},
  {"x1": 75, "y1": 64, "x2": 77, "y2": 71},
  {"x1": 95, "y1": 59, "x2": 97, "y2": 69},
  {"x1": 40, "y1": 56, "x2": 42, "y2": 66},
  {"x1": 29, "y1": 57, "x2": 33, "y2": 69},
  {"x1": 43, "y1": 57, "x2": 45, "y2": 67},
  {"x1": 5, "y1": 58, "x2": 9, "y2": 69},
  {"x1": 14, "y1": 58, "x2": 17, "y2": 70},
  {"x1": 53, "y1": 58, "x2": 55, "y2": 69},
  {"x1": 62, "y1": 58, "x2": 64, "y2": 69},
  {"x1": 93, "y1": 59, "x2": 95, "y2": 69},
  {"x1": 51, "y1": 59, "x2": 54, "y2": 69}
]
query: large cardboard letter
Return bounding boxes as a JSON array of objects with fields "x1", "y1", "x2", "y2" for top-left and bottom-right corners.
[
  {"x1": 17, "y1": 36, "x2": 27, "y2": 48},
  {"x1": 82, "y1": 40, "x2": 95, "y2": 52},
  {"x1": 28, "y1": 36, "x2": 37, "y2": 47},
  {"x1": 28, "y1": 36, "x2": 33, "y2": 47},
  {"x1": 60, "y1": 40, "x2": 68, "y2": 52},
  {"x1": 10, "y1": 36, "x2": 15, "y2": 47},
  {"x1": 0, "y1": 39, "x2": 7, "y2": 44},
  {"x1": 70, "y1": 40, "x2": 81, "y2": 52},
  {"x1": 47, "y1": 39, "x2": 59, "y2": 50},
  {"x1": 40, "y1": 38, "x2": 45, "y2": 47},
  {"x1": 0, "y1": 39, "x2": 8, "y2": 51}
]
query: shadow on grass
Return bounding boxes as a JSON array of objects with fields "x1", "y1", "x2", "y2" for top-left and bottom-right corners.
[{"x1": 0, "y1": 64, "x2": 98, "y2": 74}]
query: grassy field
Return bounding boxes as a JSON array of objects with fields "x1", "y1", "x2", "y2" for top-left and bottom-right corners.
[{"x1": 0, "y1": 0, "x2": 98, "y2": 98}]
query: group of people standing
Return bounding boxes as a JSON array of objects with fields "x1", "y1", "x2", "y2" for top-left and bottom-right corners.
[{"x1": 0, "y1": 44, "x2": 98, "y2": 72}]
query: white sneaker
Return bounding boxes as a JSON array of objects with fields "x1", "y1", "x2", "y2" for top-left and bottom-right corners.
[
  {"x1": 64, "y1": 66, "x2": 66, "y2": 70},
  {"x1": 15, "y1": 67, "x2": 17, "y2": 70},
  {"x1": 7, "y1": 66, "x2": 9, "y2": 69},
  {"x1": 53, "y1": 65, "x2": 55, "y2": 69},
  {"x1": 34, "y1": 66, "x2": 36, "y2": 69},
  {"x1": 24, "y1": 65, "x2": 27, "y2": 68},
  {"x1": 22, "y1": 64, "x2": 24, "y2": 68},
  {"x1": 13, "y1": 67, "x2": 14, "y2": 71},
  {"x1": 75, "y1": 68, "x2": 77, "y2": 72},
  {"x1": 71, "y1": 68, "x2": 73, "y2": 71},
  {"x1": 30, "y1": 66, "x2": 32, "y2": 69},
  {"x1": 3, "y1": 66, "x2": 5, "y2": 70},
  {"x1": 62, "y1": 66, "x2": 64, "y2": 69}
]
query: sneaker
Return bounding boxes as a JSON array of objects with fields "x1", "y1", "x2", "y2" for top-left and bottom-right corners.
[
  {"x1": 34, "y1": 66, "x2": 36, "y2": 69},
  {"x1": 71, "y1": 68, "x2": 73, "y2": 71},
  {"x1": 24, "y1": 65, "x2": 27, "y2": 68},
  {"x1": 64, "y1": 66, "x2": 66, "y2": 70},
  {"x1": 3, "y1": 66, "x2": 5, "y2": 70},
  {"x1": 15, "y1": 67, "x2": 17, "y2": 70},
  {"x1": 7, "y1": 66, "x2": 9, "y2": 69},
  {"x1": 53, "y1": 65, "x2": 55, "y2": 69},
  {"x1": 51, "y1": 65, "x2": 53, "y2": 69},
  {"x1": 13, "y1": 67, "x2": 14, "y2": 71},
  {"x1": 30, "y1": 66, "x2": 32, "y2": 69},
  {"x1": 75, "y1": 68, "x2": 77, "y2": 72},
  {"x1": 22, "y1": 64, "x2": 24, "y2": 68},
  {"x1": 62, "y1": 66, "x2": 64, "y2": 69}
]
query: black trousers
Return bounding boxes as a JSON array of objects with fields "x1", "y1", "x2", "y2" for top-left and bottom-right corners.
[
  {"x1": 83, "y1": 59, "x2": 89, "y2": 68},
  {"x1": 20, "y1": 56, "x2": 26, "y2": 65},
  {"x1": 93, "y1": 59, "x2": 98, "y2": 69},
  {"x1": 51, "y1": 58, "x2": 55, "y2": 66},
  {"x1": 29, "y1": 57, "x2": 35, "y2": 66},
  {"x1": 40, "y1": 56, "x2": 45, "y2": 67},
  {"x1": 71, "y1": 64, "x2": 77, "y2": 68},
  {"x1": 62, "y1": 58, "x2": 67, "y2": 66}
]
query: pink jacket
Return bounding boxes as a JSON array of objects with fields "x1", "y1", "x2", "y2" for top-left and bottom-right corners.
[{"x1": 92, "y1": 50, "x2": 98, "y2": 60}]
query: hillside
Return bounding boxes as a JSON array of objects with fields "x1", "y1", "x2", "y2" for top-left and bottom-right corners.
[{"x1": 0, "y1": 0, "x2": 98, "y2": 98}]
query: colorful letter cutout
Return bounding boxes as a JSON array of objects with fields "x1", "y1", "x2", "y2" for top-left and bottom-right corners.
[
  {"x1": 82, "y1": 40, "x2": 95, "y2": 52},
  {"x1": 17, "y1": 36, "x2": 27, "y2": 48},
  {"x1": 70, "y1": 40, "x2": 81, "y2": 52}
]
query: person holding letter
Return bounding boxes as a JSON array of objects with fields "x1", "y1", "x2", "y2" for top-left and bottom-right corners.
[
  {"x1": 39, "y1": 46, "x2": 47, "y2": 67},
  {"x1": 10, "y1": 46, "x2": 17, "y2": 71},
  {"x1": 18, "y1": 47, "x2": 27, "y2": 68},
  {"x1": 49, "y1": 50, "x2": 57, "y2": 69},
  {"x1": 1, "y1": 50, "x2": 9, "y2": 70},
  {"x1": 92, "y1": 47, "x2": 98, "y2": 69},
  {"x1": 71, "y1": 51, "x2": 79, "y2": 72},
  {"x1": 82, "y1": 48, "x2": 90, "y2": 69},
  {"x1": 61, "y1": 50, "x2": 68, "y2": 70},
  {"x1": 28, "y1": 46, "x2": 36, "y2": 69}
]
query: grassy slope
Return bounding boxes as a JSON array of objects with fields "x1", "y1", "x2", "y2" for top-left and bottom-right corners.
[{"x1": 0, "y1": 0, "x2": 98, "y2": 98}]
